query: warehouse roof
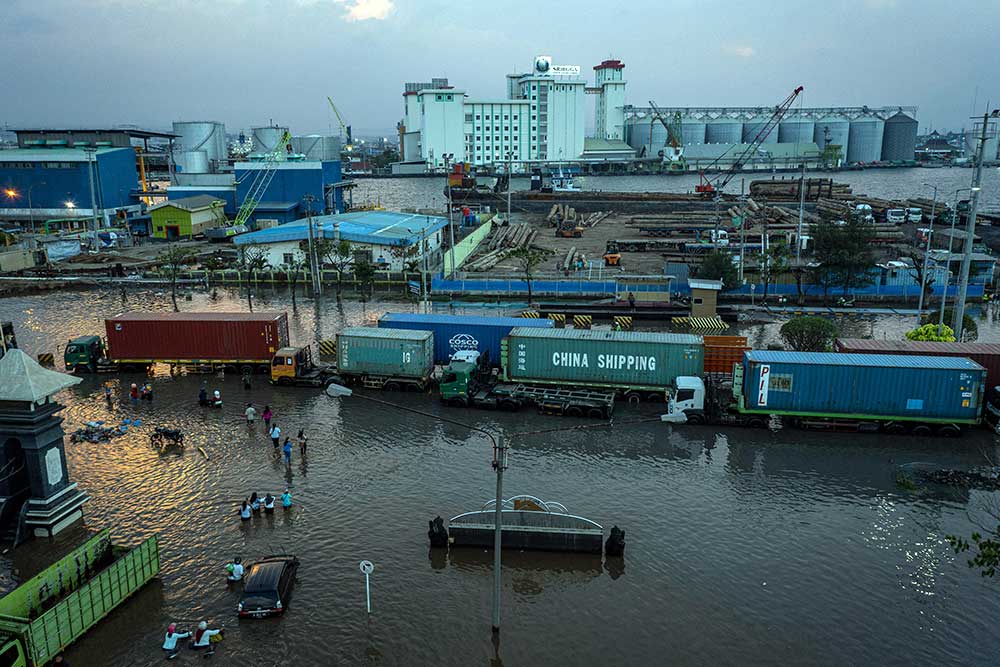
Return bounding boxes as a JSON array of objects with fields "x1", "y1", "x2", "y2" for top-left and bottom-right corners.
[
  {"x1": 254, "y1": 202, "x2": 299, "y2": 211},
  {"x1": 0, "y1": 147, "x2": 131, "y2": 162},
  {"x1": 234, "y1": 211, "x2": 449, "y2": 247},
  {"x1": 14, "y1": 128, "x2": 178, "y2": 139},
  {"x1": 149, "y1": 195, "x2": 224, "y2": 212},
  {"x1": 746, "y1": 350, "x2": 986, "y2": 370}
]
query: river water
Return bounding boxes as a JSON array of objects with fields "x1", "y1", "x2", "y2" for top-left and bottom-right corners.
[{"x1": 2, "y1": 286, "x2": 1000, "y2": 666}]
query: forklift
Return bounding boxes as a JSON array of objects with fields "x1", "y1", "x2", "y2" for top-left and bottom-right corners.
[
  {"x1": 603, "y1": 242, "x2": 622, "y2": 267},
  {"x1": 270, "y1": 345, "x2": 340, "y2": 387}
]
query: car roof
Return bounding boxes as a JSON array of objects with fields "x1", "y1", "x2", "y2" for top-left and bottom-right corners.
[{"x1": 243, "y1": 557, "x2": 295, "y2": 593}]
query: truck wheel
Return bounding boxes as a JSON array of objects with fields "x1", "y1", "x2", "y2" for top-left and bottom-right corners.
[
  {"x1": 257, "y1": 364, "x2": 271, "y2": 375},
  {"x1": 746, "y1": 417, "x2": 767, "y2": 429},
  {"x1": 645, "y1": 392, "x2": 665, "y2": 402},
  {"x1": 625, "y1": 392, "x2": 642, "y2": 406},
  {"x1": 936, "y1": 425, "x2": 961, "y2": 438},
  {"x1": 588, "y1": 408, "x2": 606, "y2": 419},
  {"x1": 499, "y1": 400, "x2": 518, "y2": 412},
  {"x1": 448, "y1": 397, "x2": 469, "y2": 408},
  {"x1": 686, "y1": 413, "x2": 705, "y2": 425},
  {"x1": 911, "y1": 425, "x2": 932, "y2": 437},
  {"x1": 384, "y1": 382, "x2": 401, "y2": 391},
  {"x1": 884, "y1": 423, "x2": 906, "y2": 435},
  {"x1": 277, "y1": 377, "x2": 293, "y2": 386},
  {"x1": 566, "y1": 406, "x2": 584, "y2": 417}
]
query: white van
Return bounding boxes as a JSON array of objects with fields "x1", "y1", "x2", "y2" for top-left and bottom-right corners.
[
  {"x1": 886, "y1": 208, "x2": 906, "y2": 224},
  {"x1": 907, "y1": 208, "x2": 923, "y2": 223}
]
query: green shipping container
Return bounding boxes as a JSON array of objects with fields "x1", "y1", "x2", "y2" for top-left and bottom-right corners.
[
  {"x1": 336, "y1": 327, "x2": 434, "y2": 379},
  {"x1": 503, "y1": 328, "x2": 703, "y2": 390}
]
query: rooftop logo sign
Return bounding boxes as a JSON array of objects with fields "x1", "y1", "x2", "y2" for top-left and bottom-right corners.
[{"x1": 533, "y1": 55, "x2": 580, "y2": 77}]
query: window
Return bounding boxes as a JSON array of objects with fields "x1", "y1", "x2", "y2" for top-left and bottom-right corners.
[
  {"x1": 532, "y1": 115, "x2": 536, "y2": 120},
  {"x1": 476, "y1": 115, "x2": 480, "y2": 120},
  {"x1": 476, "y1": 126, "x2": 481, "y2": 131},
  {"x1": 435, "y1": 94, "x2": 442, "y2": 101},
  {"x1": 0, "y1": 642, "x2": 22, "y2": 667},
  {"x1": 676, "y1": 389, "x2": 695, "y2": 402},
  {"x1": 353, "y1": 249, "x2": 372, "y2": 264},
  {"x1": 446, "y1": 94, "x2": 453, "y2": 101},
  {"x1": 494, "y1": 115, "x2": 499, "y2": 120},
  {"x1": 465, "y1": 114, "x2": 473, "y2": 122},
  {"x1": 693, "y1": 297, "x2": 703, "y2": 305},
  {"x1": 504, "y1": 115, "x2": 509, "y2": 120},
  {"x1": 504, "y1": 126, "x2": 509, "y2": 131},
  {"x1": 282, "y1": 253, "x2": 294, "y2": 265}
]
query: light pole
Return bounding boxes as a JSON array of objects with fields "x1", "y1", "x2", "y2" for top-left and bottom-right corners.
[
  {"x1": 938, "y1": 187, "x2": 972, "y2": 336},
  {"x1": 795, "y1": 162, "x2": 806, "y2": 263},
  {"x1": 916, "y1": 183, "x2": 938, "y2": 324},
  {"x1": 444, "y1": 153, "x2": 456, "y2": 278},
  {"x1": 304, "y1": 194, "x2": 322, "y2": 296},
  {"x1": 506, "y1": 150, "x2": 513, "y2": 226},
  {"x1": 952, "y1": 110, "x2": 997, "y2": 338},
  {"x1": 325, "y1": 383, "x2": 508, "y2": 634},
  {"x1": 84, "y1": 147, "x2": 100, "y2": 249}
]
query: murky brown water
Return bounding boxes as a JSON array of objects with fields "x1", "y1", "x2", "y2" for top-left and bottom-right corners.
[{"x1": 2, "y1": 286, "x2": 1000, "y2": 665}]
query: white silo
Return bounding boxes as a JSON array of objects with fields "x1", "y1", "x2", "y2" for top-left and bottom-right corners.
[
  {"x1": 252, "y1": 125, "x2": 290, "y2": 154},
  {"x1": 680, "y1": 119, "x2": 706, "y2": 145},
  {"x1": 742, "y1": 115, "x2": 778, "y2": 144},
  {"x1": 705, "y1": 118, "x2": 744, "y2": 144},
  {"x1": 847, "y1": 116, "x2": 886, "y2": 164},
  {"x1": 778, "y1": 119, "x2": 816, "y2": 144},
  {"x1": 291, "y1": 135, "x2": 343, "y2": 161},
  {"x1": 172, "y1": 121, "x2": 227, "y2": 171}
]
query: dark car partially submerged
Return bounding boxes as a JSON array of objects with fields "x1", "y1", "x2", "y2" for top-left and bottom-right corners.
[{"x1": 237, "y1": 555, "x2": 299, "y2": 618}]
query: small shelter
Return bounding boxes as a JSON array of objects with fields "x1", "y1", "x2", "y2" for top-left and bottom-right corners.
[{"x1": 687, "y1": 278, "x2": 723, "y2": 317}]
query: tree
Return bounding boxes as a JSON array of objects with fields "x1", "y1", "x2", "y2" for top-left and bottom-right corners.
[
  {"x1": 238, "y1": 244, "x2": 269, "y2": 312},
  {"x1": 905, "y1": 323, "x2": 955, "y2": 342},
  {"x1": 353, "y1": 260, "x2": 376, "y2": 299},
  {"x1": 779, "y1": 316, "x2": 838, "y2": 352},
  {"x1": 320, "y1": 239, "x2": 353, "y2": 298},
  {"x1": 947, "y1": 531, "x2": 1000, "y2": 578},
  {"x1": 923, "y1": 309, "x2": 977, "y2": 342},
  {"x1": 507, "y1": 246, "x2": 554, "y2": 305},
  {"x1": 158, "y1": 244, "x2": 195, "y2": 312},
  {"x1": 759, "y1": 242, "x2": 789, "y2": 301},
  {"x1": 695, "y1": 251, "x2": 737, "y2": 290},
  {"x1": 390, "y1": 240, "x2": 421, "y2": 280},
  {"x1": 809, "y1": 216, "x2": 877, "y2": 297},
  {"x1": 280, "y1": 259, "x2": 305, "y2": 309}
]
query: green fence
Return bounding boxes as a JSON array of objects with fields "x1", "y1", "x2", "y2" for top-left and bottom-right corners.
[{"x1": 444, "y1": 220, "x2": 493, "y2": 278}]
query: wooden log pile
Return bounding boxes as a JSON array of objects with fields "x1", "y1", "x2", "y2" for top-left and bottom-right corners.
[{"x1": 465, "y1": 223, "x2": 539, "y2": 271}]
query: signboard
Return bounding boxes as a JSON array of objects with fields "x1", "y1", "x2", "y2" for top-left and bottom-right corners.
[
  {"x1": 551, "y1": 65, "x2": 581, "y2": 76},
  {"x1": 757, "y1": 364, "x2": 771, "y2": 407},
  {"x1": 533, "y1": 55, "x2": 552, "y2": 74}
]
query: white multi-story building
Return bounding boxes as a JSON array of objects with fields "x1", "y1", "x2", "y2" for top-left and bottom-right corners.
[{"x1": 397, "y1": 56, "x2": 627, "y2": 171}]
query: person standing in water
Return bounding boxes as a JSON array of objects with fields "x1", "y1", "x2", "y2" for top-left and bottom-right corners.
[
  {"x1": 191, "y1": 621, "x2": 222, "y2": 651},
  {"x1": 162, "y1": 623, "x2": 190, "y2": 659},
  {"x1": 281, "y1": 488, "x2": 292, "y2": 508},
  {"x1": 297, "y1": 428, "x2": 308, "y2": 456},
  {"x1": 245, "y1": 403, "x2": 257, "y2": 425},
  {"x1": 239, "y1": 501, "x2": 251, "y2": 521},
  {"x1": 270, "y1": 423, "x2": 281, "y2": 450},
  {"x1": 282, "y1": 437, "x2": 292, "y2": 465},
  {"x1": 262, "y1": 406, "x2": 273, "y2": 430}
]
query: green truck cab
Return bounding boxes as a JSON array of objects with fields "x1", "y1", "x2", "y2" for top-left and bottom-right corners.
[
  {"x1": 63, "y1": 336, "x2": 105, "y2": 374},
  {"x1": 0, "y1": 530, "x2": 159, "y2": 667},
  {"x1": 439, "y1": 359, "x2": 480, "y2": 405}
]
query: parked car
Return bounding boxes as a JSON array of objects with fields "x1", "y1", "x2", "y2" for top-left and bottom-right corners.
[
  {"x1": 886, "y1": 208, "x2": 906, "y2": 224},
  {"x1": 237, "y1": 555, "x2": 299, "y2": 618},
  {"x1": 907, "y1": 208, "x2": 923, "y2": 223}
]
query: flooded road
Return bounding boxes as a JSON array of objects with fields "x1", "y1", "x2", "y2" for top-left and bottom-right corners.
[{"x1": 2, "y1": 288, "x2": 1000, "y2": 665}]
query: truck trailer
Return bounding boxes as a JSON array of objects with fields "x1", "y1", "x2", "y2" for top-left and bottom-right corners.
[
  {"x1": 334, "y1": 327, "x2": 435, "y2": 391},
  {"x1": 378, "y1": 313, "x2": 553, "y2": 365},
  {"x1": 663, "y1": 350, "x2": 986, "y2": 436}
]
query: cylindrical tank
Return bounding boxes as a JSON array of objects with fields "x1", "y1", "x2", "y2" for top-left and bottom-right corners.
[
  {"x1": 742, "y1": 116, "x2": 778, "y2": 144},
  {"x1": 880, "y1": 112, "x2": 918, "y2": 162},
  {"x1": 964, "y1": 120, "x2": 1000, "y2": 164},
  {"x1": 847, "y1": 117, "x2": 885, "y2": 164},
  {"x1": 813, "y1": 117, "x2": 850, "y2": 154},
  {"x1": 778, "y1": 120, "x2": 816, "y2": 144},
  {"x1": 175, "y1": 150, "x2": 209, "y2": 174},
  {"x1": 680, "y1": 120, "x2": 705, "y2": 146},
  {"x1": 252, "y1": 126, "x2": 290, "y2": 154},
  {"x1": 625, "y1": 120, "x2": 648, "y2": 151},
  {"x1": 291, "y1": 135, "x2": 342, "y2": 161},
  {"x1": 172, "y1": 121, "x2": 227, "y2": 168},
  {"x1": 704, "y1": 119, "x2": 743, "y2": 144}
]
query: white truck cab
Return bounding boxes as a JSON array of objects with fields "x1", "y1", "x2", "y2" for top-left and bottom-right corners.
[
  {"x1": 854, "y1": 204, "x2": 875, "y2": 223},
  {"x1": 907, "y1": 208, "x2": 923, "y2": 223},
  {"x1": 886, "y1": 208, "x2": 906, "y2": 224},
  {"x1": 661, "y1": 376, "x2": 706, "y2": 423}
]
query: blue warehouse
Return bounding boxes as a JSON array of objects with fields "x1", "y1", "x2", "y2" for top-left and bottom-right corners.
[{"x1": 234, "y1": 160, "x2": 346, "y2": 226}]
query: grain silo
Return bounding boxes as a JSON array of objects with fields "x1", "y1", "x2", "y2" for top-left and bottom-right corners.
[
  {"x1": 813, "y1": 117, "x2": 850, "y2": 153},
  {"x1": 680, "y1": 119, "x2": 706, "y2": 145},
  {"x1": 778, "y1": 119, "x2": 816, "y2": 144},
  {"x1": 847, "y1": 116, "x2": 885, "y2": 163},
  {"x1": 742, "y1": 115, "x2": 778, "y2": 144},
  {"x1": 705, "y1": 118, "x2": 743, "y2": 144},
  {"x1": 880, "y1": 112, "x2": 918, "y2": 162}
]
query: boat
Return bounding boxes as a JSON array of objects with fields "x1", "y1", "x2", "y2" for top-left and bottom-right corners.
[
  {"x1": 549, "y1": 167, "x2": 582, "y2": 192},
  {"x1": 447, "y1": 495, "x2": 605, "y2": 554}
]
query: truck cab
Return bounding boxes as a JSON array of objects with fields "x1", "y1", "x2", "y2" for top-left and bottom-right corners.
[
  {"x1": 0, "y1": 638, "x2": 25, "y2": 667},
  {"x1": 64, "y1": 335, "x2": 105, "y2": 373},
  {"x1": 440, "y1": 360, "x2": 480, "y2": 406},
  {"x1": 854, "y1": 204, "x2": 874, "y2": 223},
  {"x1": 886, "y1": 208, "x2": 906, "y2": 224},
  {"x1": 906, "y1": 208, "x2": 923, "y2": 223},
  {"x1": 661, "y1": 376, "x2": 707, "y2": 424},
  {"x1": 270, "y1": 346, "x2": 337, "y2": 387}
]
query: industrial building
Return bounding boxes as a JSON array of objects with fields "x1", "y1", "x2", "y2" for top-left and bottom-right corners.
[
  {"x1": 148, "y1": 195, "x2": 227, "y2": 240},
  {"x1": 233, "y1": 210, "x2": 448, "y2": 271}
]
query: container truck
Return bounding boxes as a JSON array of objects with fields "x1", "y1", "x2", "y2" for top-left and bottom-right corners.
[
  {"x1": 440, "y1": 329, "x2": 704, "y2": 417},
  {"x1": 334, "y1": 327, "x2": 435, "y2": 391},
  {"x1": 378, "y1": 313, "x2": 553, "y2": 365},
  {"x1": 65, "y1": 312, "x2": 289, "y2": 374},
  {"x1": 0, "y1": 529, "x2": 159, "y2": 667},
  {"x1": 662, "y1": 350, "x2": 986, "y2": 436}
]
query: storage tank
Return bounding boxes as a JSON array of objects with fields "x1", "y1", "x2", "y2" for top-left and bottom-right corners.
[
  {"x1": 778, "y1": 120, "x2": 815, "y2": 144},
  {"x1": 172, "y1": 121, "x2": 227, "y2": 168},
  {"x1": 335, "y1": 327, "x2": 434, "y2": 379},
  {"x1": 625, "y1": 120, "x2": 649, "y2": 151},
  {"x1": 680, "y1": 120, "x2": 706, "y2": 146},
  {"x1": 965, "y1": 120, "x2": 1000, "y2": 164},
  {"x1": 502, "y1": 328, "x2": 704, "y2": 390},
  {"x1": 880, "y1": 112, "x2": 918, "y2": 162},
  {"x1": 812, "y1": 117, "x2": 850, "y2": 155},
  {"x1": 847, "y1": 116, "x2": 885, "y2": 163},
  {"x1": 379, "y1": 313, "x2": 553, "y2": 365},
  {"x1": 252, "y1": 125, "x2": 290, "y2": 153},
  {"x1": 742, "y1": 116, "x2": 778, "y2": 144},
  {"x1": 704, "y1": 119, "x2": 743, "y2": 144},
  {"x1": 175, "y1": 150, "x2": 209, "y2": 174},
  {"x1": 290, "y1": 135, "x2": 342, "y2": 161},
  {"x1": 741, "y1": 350, "x2": 985, "y2": 422}
]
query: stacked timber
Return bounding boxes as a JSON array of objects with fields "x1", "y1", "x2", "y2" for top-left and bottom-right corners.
[
  {"x1": 465, "y1": 223, "x2": 539, "y2": 271},
  {"x1": 749, "y1": 178, "x2": 853, "y2": 201}
]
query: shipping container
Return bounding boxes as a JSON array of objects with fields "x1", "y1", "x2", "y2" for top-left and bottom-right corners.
[
  {"x1": 741, "y1": 350, "x2": 985, "y2": 422},
  {"x1": 336, "y1": 327, "x2": 433, "y2": 379},
  {"x1": 502, "y1": 328, "x2": 703, "y2": 390},
  {"x1": 835, "y1": 338, "x2": 1000, "y2": 389},
  {"x1": 105, "y1": 312, "x2": 289, "y2": 364},
  {"x1": 703, "y1": 335, "x2": 749, "y2": 375},
  {"x1": 379, "y1": 313, "x2": 553, "y2": 364}
]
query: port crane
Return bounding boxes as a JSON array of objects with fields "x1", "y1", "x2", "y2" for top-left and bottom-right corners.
[
  {"x1": 695, "y1": 85, "x2": 804, "y2": 195},
  {"x1": 327, "y1": 96, "x2": 353, "y2": 151},
  {"x1": 648, "y1": 101, "x2": 686, "y2": 173},
  {"x1": 232, "y1": 130, "x2": 293, "y2": 229}
]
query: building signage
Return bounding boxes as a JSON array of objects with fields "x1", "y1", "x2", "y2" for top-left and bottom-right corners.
[
  {"x1": 551, "y1": 65, "x2": 581, "y2": 76},
  {"x1": 757, "y1": 364, "x2": 771, "y2": 407},
  {"x1": 449, "y1": 333, "x2": 479, "y2": 352},
  {"x1": 533, "y1": 55, "x2": 552, "y2": 74},
  {"x1": 550, "y1": 351, "x2": 657, "y2": 372}
]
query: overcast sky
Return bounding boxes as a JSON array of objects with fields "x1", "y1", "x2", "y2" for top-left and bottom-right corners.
[{"x1": 2, "y1": 0, "x2": 997, "y2": 138}]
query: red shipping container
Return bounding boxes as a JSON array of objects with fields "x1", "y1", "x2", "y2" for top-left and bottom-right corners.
[
  {"x1": 834, "y1": 338, "x2": 1000, "y2": 389},
  {"x1": 105, "y1": 312, "x2": 290, "y2": 363}
]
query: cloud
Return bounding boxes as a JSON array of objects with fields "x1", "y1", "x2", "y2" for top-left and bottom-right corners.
[
  {"x1": 336, "y1": 0, "x2": 394, "y2": 21},
  {"x1": 723, "y1": 45, "x2": 756, "y2": 58}
]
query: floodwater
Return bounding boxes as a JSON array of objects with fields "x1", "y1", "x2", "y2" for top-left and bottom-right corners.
[{"x1": 3, "y1": 287, "x2": 1000, "y2": 666}]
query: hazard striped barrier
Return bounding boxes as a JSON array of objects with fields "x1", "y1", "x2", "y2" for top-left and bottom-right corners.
[
  {"x1": 37, "y1": 352, "x2": 55, "y2": 367},
  {"x1": 547, "y1": 313, "x2": 566, "y2": 328},
  {"x1": 613, "y1": 316, "x2": 633, "y2": 331},
  {"x1": 318, "y1": 340, "x2": 337, "y2": 358},
  {"x1": 520, "y1": 310, "x2": 540, "y2": 318},
  {"x1": 672, "y1": 316, "x2": 728, "y2": 331},
  {"x1": 573, "y1": 315, "x2": 592, "y2": 329}
]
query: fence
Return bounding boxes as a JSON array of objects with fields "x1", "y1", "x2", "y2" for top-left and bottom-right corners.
[
  {"x1": 432, "y1": 274, "x2": 672, "y2": 298},
  {"x1": 444, "y1": 220, "x2": 493, "y2": 278}
]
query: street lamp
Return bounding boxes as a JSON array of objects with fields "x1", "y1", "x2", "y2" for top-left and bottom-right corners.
[
  {"x1": 325, "y1": 383, "x2": 508, "y2": 634},
  {"x1": 443, "y1": 153, "x2": 456, "y2": 278},
  {"x1": 916, "y1": 183, "x2": 939, "y2": 324}
]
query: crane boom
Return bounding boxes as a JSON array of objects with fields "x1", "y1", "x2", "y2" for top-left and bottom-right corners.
[
  {"x1": 327, "y1": 96, "x2": 353, "y2": 149},
  {"x1": 696, "y1": 85, "x2": 804, "y2": 194},
  {"x1": 648, "y1": 100, "x2": 681, "y2": 148},
  {"x1": 232, "y1": 130, "x2": 292, "y2": 229}
]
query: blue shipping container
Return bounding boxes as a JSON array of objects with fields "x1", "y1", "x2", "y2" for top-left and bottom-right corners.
[
  {"x1": 742, "y1": 350, "x2": 985, "y2": 422},
  {"x1": 378, "y1": 313, "x2": 553, "y2": 364}
]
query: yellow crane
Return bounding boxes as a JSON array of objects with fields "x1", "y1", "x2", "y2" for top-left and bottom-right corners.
[{"x1": 327, "y1": 96, "x2": 353, "y2": 151}]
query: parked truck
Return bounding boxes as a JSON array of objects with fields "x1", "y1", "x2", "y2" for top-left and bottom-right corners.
[
  {"x1": 334, "y1": 327, "x2": 435, "y2": 391},
  {"x1": 440, "y1": 328, "x2": 704, "y2": 417},
  {"x1": 0, "y1": 529, "x2": 159, "y2": 667},
  {"x1": 378, "y1": 313, "x2": 553, "y2": 365},
  {"x1": 662, "y1": 350, "x2": 986, "y2": 436}
]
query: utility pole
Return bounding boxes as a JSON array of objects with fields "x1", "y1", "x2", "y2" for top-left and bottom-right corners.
[
  {"x1": 506, "y1": 151, "x2": 513, "y2": 225},
  {"x1": 445, "y1": 153, "x2": 456, "y2": 278},
  {"x1": 952, "y1": 111, "x2": 995, "y2": 338},
  {"x1": 916, "y1": 184, "x2": 938, "y2": 325},
  {"x1": 304, "y1": 195, "x2": 321, "y2": 296},
  {"x1": 795, "y1": 162, "x2": 806, "y2": 263},
  {"x1": 491, "y1": 433, "x2": 508, "y2": 635},
  {"x1": 84, "y1": 148, "x2": 100, "y2": 250}
]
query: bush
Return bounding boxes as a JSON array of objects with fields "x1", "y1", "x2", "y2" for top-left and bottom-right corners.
[
  {"x1": 905, "y1": 323, "x2": 956, "y2": 342},
  {"x1": 779, "y1": 316, "x2": 838, "y2": 352},
  {"x1": 923, "y1": 309, "x2": 977, "y2": 342}
]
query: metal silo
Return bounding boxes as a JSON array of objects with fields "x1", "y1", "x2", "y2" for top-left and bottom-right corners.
[
  {"x1": 742, "y1": 116, "x2": 778, "y2": 144},
  {"x1": 291, "y1": 135, "x2": 342, "y2": 161},
  {"x1": 847, "y1": 116, "x2": 885, "y2": 163},
  {"x1": 964, "y1": 120, "x2": 1000, "y2": 164},
  {"x1": 175, "y1": 150, "x2": 209, "y2": 174},
  {"x1": 625, "y1": 119, "x2": 649, "y2": 151},
  {"x1": 778, "y1": 120, "x2": 816, "y2": 144},
  {"x1": 813, "y1": 116, "x2": 850, "y2": 153},
  {"x1": 252, "y1": 126, "x2": 290, "y2": 153},
  {"x1": 172, "y1": 121, "x2": 227, "y2": 171},
  {"x1": 880, "y1": 112, "x2": 918, "y2": 162},
  {"x1": 705, "y1": 118, "x2": 743, "y2": 144},
  {"x1": 680, "y1": 120, "x2": 706, "y2": 146}
]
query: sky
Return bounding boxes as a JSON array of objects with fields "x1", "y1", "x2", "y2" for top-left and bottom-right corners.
[{"x1": 1, "y1": 0, "x2": 998, "y2": 138}]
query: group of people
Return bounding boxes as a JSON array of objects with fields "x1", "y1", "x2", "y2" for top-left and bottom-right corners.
[
  {"x1": 244, "y1": 404, "x2": 309, "y2": 465},
  {"x1": 239, "y1": 489, "x2": 292, "y2": 520},
  {"x1": 161, "y1": 621, "x2": 223, "y2": 658},
  {"x1": 128, "y1": 383, "x2": 154, "y2": 405},
  {"x1": 198, "y1": 386, "x2": 224, "y2": 408}
]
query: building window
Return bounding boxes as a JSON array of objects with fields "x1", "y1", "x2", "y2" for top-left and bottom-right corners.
[
  {"x1": 446, "y1": 94, "x2": 453, "y2": 101},
  {"x1": 494, "y1": 115, "x2": 499, "y2": 120},
  {"x1": 476, "y1": 126, "x2": 481, "y2": 131},
  {"x1": 283, "y1": 253, "x2": 294, "y2": 265},
  {"x1": 465, "y1": 114, "x2": 473, "y2": 122},
  {"x1": 476, "y1": 115, "x2": 480, "y2": 120},
  {"x1": 693, "y1": 297, "x2": 704, "y2": 305}
]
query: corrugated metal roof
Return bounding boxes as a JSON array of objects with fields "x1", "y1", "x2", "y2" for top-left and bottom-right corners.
[
  {"x1": 509, "y1": 328, "x2": 702, "y2": 344},
  {"x1": 339, "y1": 327, "x2": 431, "y2": 341},
  {"x1": 835, "y1": 338, "x2": 1000, "y2": 355},
  {"x1": 0, "y1": 147, "x2": 131, "y2": 162},
  {"x1": 747, "y1": 350, "x2": 985, "y2": 370},
  {"x1": 234, "y1": 211, "x2": 449, "y2": 247},
  {"x1": 380, "y1": 313, "x2": 553, "y2": 328},
  {"x1": 149, "y1": 195, "x2": 224, "y2": 212},
  {"x1": 111, "y1": 312, "x2": 285, "y2": 322}
]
